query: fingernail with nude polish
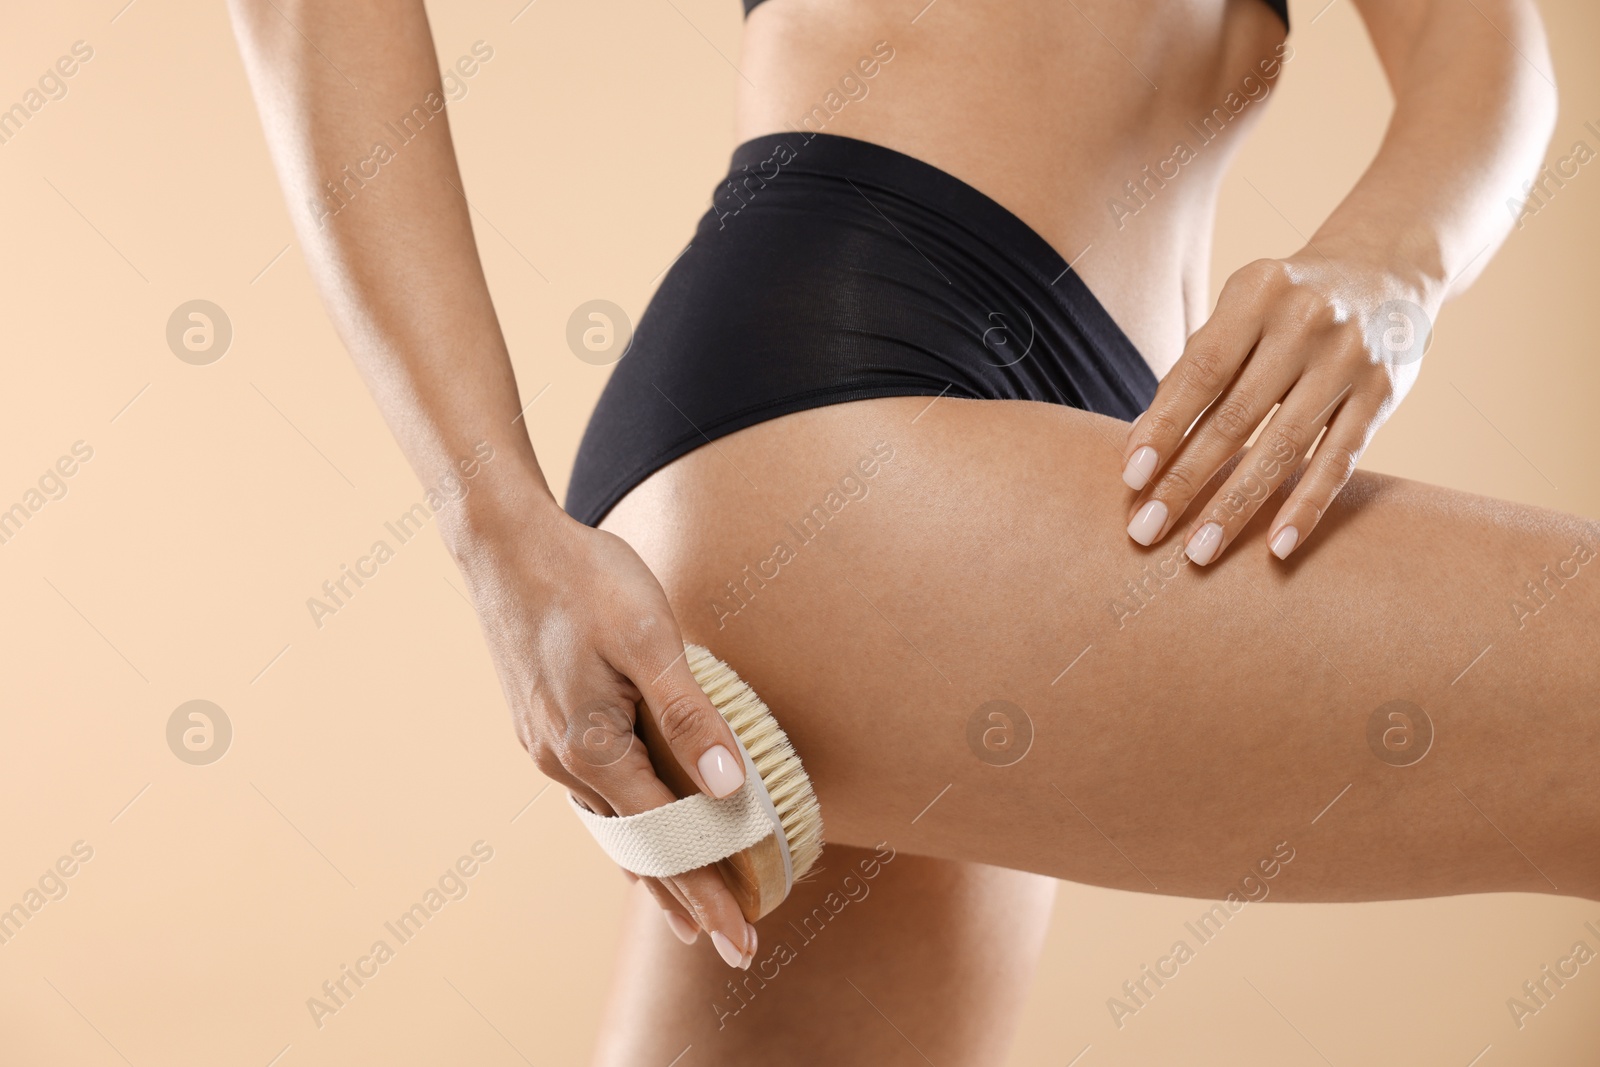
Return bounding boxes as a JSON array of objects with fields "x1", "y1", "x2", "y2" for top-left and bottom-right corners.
[
  {"x1": 1270, "y1": 525, "x2": 1300, "y2": 560},
  {"x1": 1185, "y1": 522, "x2": 1224, "y2": 566},
  {"x1": 744, "y1": 924, "x2": 759, "y2": 968},
  {"x1": 1126, "y1": 500, "x2": 1168, "y2": 546},
  {"x1": 1122, "y1": 446, "x2": 1158, "y2": 490},
  {"x1": 711, "y1": 930, "x2": 745, "y2": 968},
  {"x1": 699, "y1": 745, "x2": 745, "y2": 798},
  {"x1": 664, "y1": 911, "x2": 699, "y2": 945}
]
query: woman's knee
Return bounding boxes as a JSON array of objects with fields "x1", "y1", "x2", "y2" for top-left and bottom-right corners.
[{"x1": 595, "y1": 845, "x2": 1056, "y2": 1066}]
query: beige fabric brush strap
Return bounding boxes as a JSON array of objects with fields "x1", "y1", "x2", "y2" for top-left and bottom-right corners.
[{"x1": 568, "y1": 774, "x2": 780, "y2": 880}]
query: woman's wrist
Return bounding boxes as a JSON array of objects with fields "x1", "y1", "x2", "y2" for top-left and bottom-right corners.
[
  {"x1": 1301, "y1": 222, "x2": 1449, "y2": 312},
  {"x1": 437, "y1": 456, "x2": 569, "y2": 565}
]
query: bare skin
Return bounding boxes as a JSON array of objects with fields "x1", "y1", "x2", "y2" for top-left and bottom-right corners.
[
  {"x1": 605, "y1": 395, "x2": 1600, "y2": 903},
  {"x1": 741, "y1": 0, "x2": 1555, "y2": 564},
  {"x1": 594, "y1": 845, "x2": 1059, "y2": 1065},
  {"x1": 593, "y1": 397, "x2": 1599, "y2": 1063},
  {"x1": 226, "y1": 0, "x2": 1574, "y2": 1062}
]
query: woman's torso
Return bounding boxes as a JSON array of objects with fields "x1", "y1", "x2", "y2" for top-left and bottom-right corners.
[{"x1": 735, "y1": 0, "x2": 1290, "y2": 376}]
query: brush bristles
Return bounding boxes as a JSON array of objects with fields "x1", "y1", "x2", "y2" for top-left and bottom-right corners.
[{"x1": 686, "y1": 644, "x2": 823, "y2": 881}]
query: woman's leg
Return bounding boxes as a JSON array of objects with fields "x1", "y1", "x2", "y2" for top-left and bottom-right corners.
[
  {"x1": 601, "y1": 396, "x2": 1600, "y2": 902},
  {"x1": 591, "y1": 846, "x2": 1057, "y2": 1065}
]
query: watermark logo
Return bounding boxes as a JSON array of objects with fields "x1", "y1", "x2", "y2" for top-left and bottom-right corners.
[
  {"x1": 1506, "y1": 921, "x2": 1600, "y2": 1031},
  {"x1": 1106, "y1": 840, "x2": 1296, "y2": 1029},
  {"x1": 979, "y1": 308, "x2": 1034, "y2": 368},
  {"x1": 0, "y1": 841, "x2": 94, "y2": 948},
  {"x1": 305, "y1": 841, "x2": 494, "y2": 1029},
  {"x1": 1367, "y1": 299, "x2": 1432, "y2": 367},
  {"x1": 566, "y1": 300, "x2": 633, "y2": 365},
  {"x1": 711, "y1": 442, "x2": 896, "y2": 630},
  {"x1": 166, "y1": 300, "x2": 232, "y2": 365},
  {"x1": 1507, "y1": 123, "x2": 1600, "y2": 230},
  {"x1": 1510, "y1": 541, "x2": 1594, "y2": 630},
  {"x1": 789, "y1": 40, "x2": 895, "y2": 139},
  {"x1": 966, "y1": 700, "x2": 1033, "y2": 767},
  {"x1": 1365, "y1": 699, "x2": 1432, "y2": 767},
  {"x1": 306, "y1": 442, "x2": 495, "y2": 630},
  {"x1": 167, "y1": 700, "x2": 232, "y2": 765},
  {"x1": 307, "y1": 43, "x2": 494, "y2": 230},
  {"x1": 712, "y1": 841, "x2": 897, "y2": 1029},
  {"x1": 0, "y1": 439, "x2": 93, "y2": 548},
  {"x1": 441, "y1": 40, "x2": 494, "y2": 102},
  {"x1": 0, "y1": 40, "x2": 95, "y2": 149},
  {"x1": 569, "y1": 698, "x2": 636, "y2": 769},
  {"x1": 1107, "y1": 42, "x2": 1293, "y2": 230}
]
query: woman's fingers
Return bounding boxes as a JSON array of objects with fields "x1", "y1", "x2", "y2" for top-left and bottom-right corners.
[
  {"x1": 563, "y1": 723, "x2": 757, "y2": 966},
  {"x1": 1124, "y1": 346, "x2": 1301, "y2": 546},
  {"x1": 1118, "y1": 255, "x2": 1413, "y2": 566},
  {"x1": 635, "y1": 875, "x2": 702, "y2": 945},
  {"x1": 625, "y1": 632, "x2": 760, "y2": 966},
  {"x1": 1177, "y1": 382, "x2": 1368, "y2": 567},
  {"x1": 478, "y1": 523, "x2": 759, "y2": 964},
  {"x1": 626, "y1": 866, "x2": 703, "y2": 944},
  {"x1": 1121, "y1": 264, "x2": 1270, "y2": 491},
  {"x1": 631, "y1": 631, "x2": 748, "y2": 801},
  {"x1": 1265, "y1": 392, "x2": 1384, "y2": 561},
  {"x1": 546, "y1": 535, "x2": 755, "y2": 965},
  {"x1": 545, "y1": 650, "x2": 754, "y2": 965},
  {"x1": 545, "y1": 762, "x2": 703, "y2": 937},
  {"x1": 669, "y1": 867, "x2": 759, "y2": 968}
]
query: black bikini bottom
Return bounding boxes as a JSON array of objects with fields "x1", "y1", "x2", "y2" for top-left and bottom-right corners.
[{"x1": 564, "y1": 131, "x2": 1158, "y2": 527}]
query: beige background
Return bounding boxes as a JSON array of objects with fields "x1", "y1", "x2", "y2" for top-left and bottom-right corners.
[{"x1": 1, "y1": 0, "x2": 1597, "y2": 1063}]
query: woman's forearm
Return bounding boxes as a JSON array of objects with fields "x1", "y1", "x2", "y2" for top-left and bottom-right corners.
[
  {"x1": 228, "y1": 0, "x2": 553, "y2": 544},
  {"x1": 1115, "y1": 0, "x2": 1558, "y2": 569},
  {"x1": 230, "y1": 5, "x2": 768, "y2": 957},
  {"x1": 1313, "y1": 0, "x2": 1557, "y2": 302}
]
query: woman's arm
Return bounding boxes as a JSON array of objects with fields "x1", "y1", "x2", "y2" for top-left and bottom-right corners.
[
  {"x1": 1321, "y1": 0, "x2": 1557, "y2": 297},
  {"x1": 1119, "y1": 0, "x2": 1557, "y2": 566},
  {"x1": 229, "y1": 0, "x2": 531, "y2": 506},
  {"x1": 227, "y1": 0, "x2": 760, "y2": 966}
]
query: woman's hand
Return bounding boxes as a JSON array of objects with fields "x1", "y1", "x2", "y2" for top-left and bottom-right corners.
[
  {"x1": 1119, "y1": 252, "x2": 1434, "y2": 565},
  {"x1": 450, "y1": 494, "x2": 759, "y2": 969}
]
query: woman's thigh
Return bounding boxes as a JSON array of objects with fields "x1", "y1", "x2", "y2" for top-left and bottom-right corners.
[
  {"x1": 591, "y1": 847, "x2": 1057, "y2": 1066},
  {"x1": 601, "y1": 396, "x2": 1600, "y2": 901}
]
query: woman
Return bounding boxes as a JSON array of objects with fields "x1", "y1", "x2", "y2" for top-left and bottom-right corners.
[{"x1": 230, "y1": 0, "x2": 1592, "y2": 1061}]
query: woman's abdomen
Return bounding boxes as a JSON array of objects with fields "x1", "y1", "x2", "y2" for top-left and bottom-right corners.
[{"x1": 735, "y1": 0, "x2": 1292, "y2": 366}]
